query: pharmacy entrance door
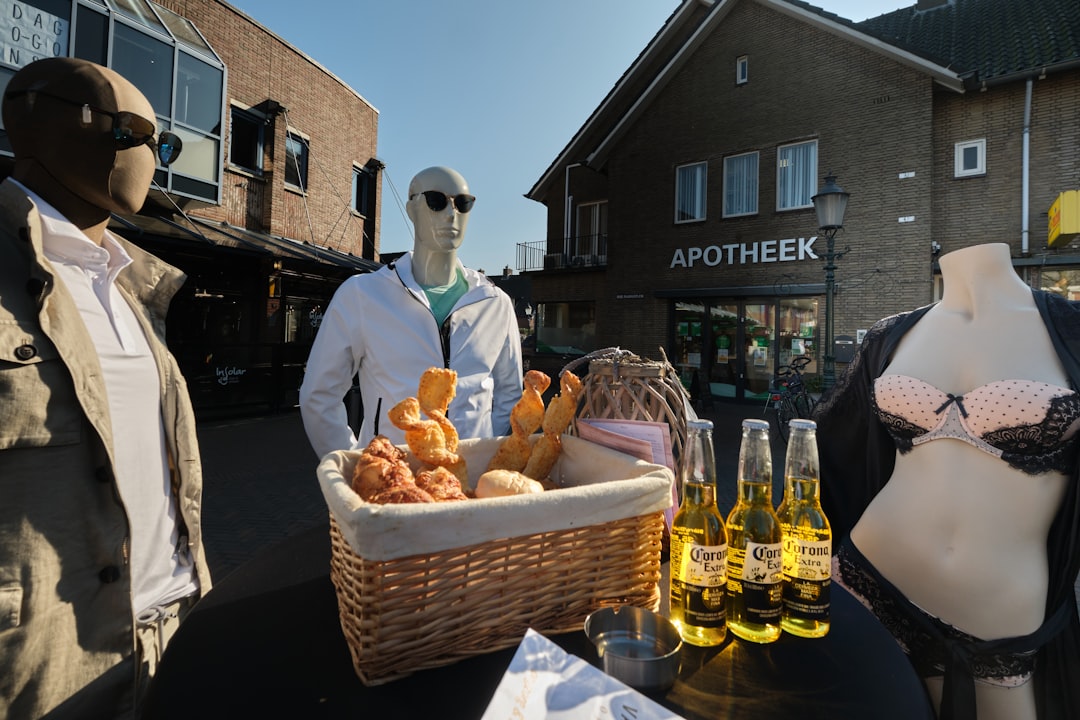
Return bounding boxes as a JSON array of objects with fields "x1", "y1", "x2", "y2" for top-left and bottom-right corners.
[{"x1": 673, "y1": 298, "x2": 819, "y2": 405}]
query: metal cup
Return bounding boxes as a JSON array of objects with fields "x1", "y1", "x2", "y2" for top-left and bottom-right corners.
[{"x1": 584, "y1": 605, "x2": 683, "y2": 692}]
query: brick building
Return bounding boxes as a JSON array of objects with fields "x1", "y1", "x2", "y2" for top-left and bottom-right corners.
[
  {"x1": 0, "y1": 0, "x2": 383, "y2": 415},
  {"x1": 523, "y1": 0, "x2": 1080, "y2": 405}
]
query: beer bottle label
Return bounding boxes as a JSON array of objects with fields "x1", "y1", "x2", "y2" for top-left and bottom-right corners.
[
  {"x1": 782, "y1": 537, "x2": 831, "y2": 620},
  {"x1": 739, "y1": 541, "x2": 782, "y2": 625},
  {"x1": 782, "y1": 537, "x2": 831, "y2": 580},
  {"x1": 672, "y1": 537, "x2": 727, "y2": 628}
]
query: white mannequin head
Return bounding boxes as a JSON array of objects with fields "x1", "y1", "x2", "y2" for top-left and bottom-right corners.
[{"x1": 406, "y1": 166, "x2": 474, "y2": 286}]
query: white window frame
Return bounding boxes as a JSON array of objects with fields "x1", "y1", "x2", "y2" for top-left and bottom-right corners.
[
  {"x1": 675, "y1": 161, "x2": 708, "y2": 224},
  {"x1": 776, "y1": 140, "x2": 817, "y2": 211},
  {"x1": 736, "y1": 55, "x2": 749, "y2": 85},
  {"x1": 954, "y1": 139, "x2": 986, "y2": 177},
  {"x1": 722, "y1": 151, "x2": 759, "y2": 218}
]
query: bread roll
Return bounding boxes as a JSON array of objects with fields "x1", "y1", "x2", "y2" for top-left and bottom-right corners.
[{"x1": 475, "y1": 469, "x2": 545, "y2": 498}]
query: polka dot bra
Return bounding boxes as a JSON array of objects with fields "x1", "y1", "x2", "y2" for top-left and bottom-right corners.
[{"x1": 872, "y1": 375, "x2": 1080, "y2": 475}]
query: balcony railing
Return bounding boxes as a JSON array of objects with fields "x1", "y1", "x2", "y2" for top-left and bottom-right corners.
[{"x1": 517, "y1": 234, "x2": 608, "y2": 272}]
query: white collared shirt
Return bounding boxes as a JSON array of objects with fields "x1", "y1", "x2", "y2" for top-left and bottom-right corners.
[{"x1": 15, "y1": 180, "x2": 198, "y2": 614}]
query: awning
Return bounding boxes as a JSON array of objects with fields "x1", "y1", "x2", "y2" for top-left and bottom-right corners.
[{"x1": 110, "y1": 212, "x2": 382, "y2": 273}]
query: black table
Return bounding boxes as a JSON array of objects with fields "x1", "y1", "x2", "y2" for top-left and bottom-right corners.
[{"x1": 144, "y1": 522, "x2": 934, "y2": 719}]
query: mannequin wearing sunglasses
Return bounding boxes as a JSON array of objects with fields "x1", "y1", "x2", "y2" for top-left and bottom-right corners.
[
  {"x1": 300, "y1": 166, "x2": 523, "y2": 458},
  {"x1": 0, "y1": 57, "x2": 209, "y2": 719}
]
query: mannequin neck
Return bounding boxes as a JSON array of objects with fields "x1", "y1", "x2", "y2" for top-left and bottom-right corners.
[
  {"x1": 411, "y1": 244, "x2": 458, "y2": 287},
  {"x1": 937, "y1": 243, "x2": 1030, "y2": 312},
  {"x1": 14, "y1": 159, "x2": 109, "y2": 244}
]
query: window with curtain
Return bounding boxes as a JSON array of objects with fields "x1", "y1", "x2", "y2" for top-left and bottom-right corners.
[
  {"x1": 723, "y1": 151, "x2": 758, "y2": 217},
  {"x1": 675, "y1": 161, "x2": 707, "y2": 223},
  {"x1": 776, "y1": 140, "x2": 817, "y2": 210}
]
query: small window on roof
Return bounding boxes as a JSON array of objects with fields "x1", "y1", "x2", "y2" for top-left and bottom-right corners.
[{"x1": 736, "y1": 55, "x2": 749, "y2": 85}]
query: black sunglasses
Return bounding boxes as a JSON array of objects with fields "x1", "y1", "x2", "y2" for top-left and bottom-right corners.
[
  {"x1": 411, "y1": 190, "x2": 476, "y2": 214},
  {"x1": 5, "y1": 89, "x2": 183, "y2": 166}
]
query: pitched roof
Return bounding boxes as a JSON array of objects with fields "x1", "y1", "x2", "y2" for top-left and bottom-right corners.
[
  {"x1": 850, "y1": 0, "x2": 1080, "y2": 85},
  {"x1": 527, "y1": 0, "x2": 1080, "y2": 200}
]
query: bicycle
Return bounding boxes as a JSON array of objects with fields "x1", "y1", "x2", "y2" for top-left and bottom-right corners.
[{"x1": 765, "y1": 355, "x2": 817, "y2": 442}]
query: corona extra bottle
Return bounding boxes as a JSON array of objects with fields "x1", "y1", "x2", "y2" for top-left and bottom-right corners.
[
  {"x1": 777, "y1": 418, "x2": 831, "y2": 638},
  {"x1": 669, "y1": 419, "x2": 728, "y2": 646},
  {"x1": 726, "y1": 418, "x2": 782, "y2": 643}
]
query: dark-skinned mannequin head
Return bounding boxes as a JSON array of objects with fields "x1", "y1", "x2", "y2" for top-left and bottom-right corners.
[{"x1": 2, "y1": 57, "x2": 158, "y2": 243}]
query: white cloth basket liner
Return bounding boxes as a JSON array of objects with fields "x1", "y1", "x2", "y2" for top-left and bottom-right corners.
[{"x1": 317, "y1": 434, "x2": 675, "y2": 561}]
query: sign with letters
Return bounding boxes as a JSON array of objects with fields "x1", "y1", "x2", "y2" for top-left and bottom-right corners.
[
  {"x1": 670, "y1": 237, "x2": 818, "y2": 269},
  {"x1": 0, "y1": 2, "x2": 69, "y2": 69}
]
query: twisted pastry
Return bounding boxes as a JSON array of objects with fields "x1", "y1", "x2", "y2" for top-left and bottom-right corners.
[
  {"x1": 486, "y1": 370, "x2": 551, "y2": 472},
  {"x1": 388, "y1": 396, "x2": 468, "y2": 484},
  {"x1": 521, "y1": 371, "x2": 582, "y2": 481},
  {"x1": 417, "y1": 367, "x2": 459, "y2": 452}
]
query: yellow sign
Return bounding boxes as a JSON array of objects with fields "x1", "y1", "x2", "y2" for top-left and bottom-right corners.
[{"x1": 1049, "y1": 190, "x2": 1080, "y2": 248}]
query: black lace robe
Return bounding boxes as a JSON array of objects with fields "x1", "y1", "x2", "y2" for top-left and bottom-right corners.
[{"x1": 813, "y1": 290, "x2": 1080, "y2": 720}]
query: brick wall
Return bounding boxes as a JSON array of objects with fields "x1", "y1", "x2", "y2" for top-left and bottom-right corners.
[
  {"x1": 163, "y1": 1, "x2": 381, "y2": 259},
  {"x1": 530, "y1": 1, "x2": 1080, "y2": 366}
]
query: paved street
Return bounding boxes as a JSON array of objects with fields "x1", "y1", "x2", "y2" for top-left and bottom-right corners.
[{"x1": 196, "y1": 401, "x2": 786, "y2": 580}]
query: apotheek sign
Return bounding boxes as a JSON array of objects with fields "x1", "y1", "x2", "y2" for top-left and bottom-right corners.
[
  {"x1": 0, "y1": 2, "x2": 69, "y2": 68},
  {"x1": 670, "y1": 237, "x2": 819, "y2": 269}
]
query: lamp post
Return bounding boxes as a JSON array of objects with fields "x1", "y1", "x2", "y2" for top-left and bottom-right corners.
[{"x1": 811, "y1": 174, "x2": 849, "y2": 392}]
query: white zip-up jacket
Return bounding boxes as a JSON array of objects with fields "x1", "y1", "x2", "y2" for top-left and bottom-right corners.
[{"x1": 299, "y1": 252, "x2": 523, "y2": 459}]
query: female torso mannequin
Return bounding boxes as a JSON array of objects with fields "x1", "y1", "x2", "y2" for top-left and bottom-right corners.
[{"x1": 850, "y1": 243, "x2": 1072, "y2": 720}]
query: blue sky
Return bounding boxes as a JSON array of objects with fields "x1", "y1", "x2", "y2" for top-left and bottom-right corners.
[{"x1": 234, "y1": 0, "x2": 907, "y2": 274}]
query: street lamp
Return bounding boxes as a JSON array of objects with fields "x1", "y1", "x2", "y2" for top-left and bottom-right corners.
[{"x1": 811, "y1": 174, "x2": 849, "y2": 392}]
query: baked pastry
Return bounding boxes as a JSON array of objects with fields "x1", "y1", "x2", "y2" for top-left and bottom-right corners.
[
  {"x1": 521, "y1": 371, "x2": 582, "y2": 482},
  {"x1": 416, "y1": 466, "x2": 469, "y2": 502},
  {"x1": 476, "y1": 469, "x2": 545, "y2": 498},
  {"x1": 486, "y1": 370, "x2": 551, "y2": 473}
]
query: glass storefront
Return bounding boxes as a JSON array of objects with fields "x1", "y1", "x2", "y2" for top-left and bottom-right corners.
[
  {"x1": 0, "y1": 0, "x2": 225, "y2": 204},
  {"x1": 673, "y1": 296, "x2": 819, "y2": 404}
]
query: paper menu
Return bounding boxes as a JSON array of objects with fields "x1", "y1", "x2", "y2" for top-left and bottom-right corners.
[
  {"x1": 480, "y1": 629, "x2": 685, "y2": 720},
  {"x1": 577, "y1": 419, "x2": 679, "y2": 528}
]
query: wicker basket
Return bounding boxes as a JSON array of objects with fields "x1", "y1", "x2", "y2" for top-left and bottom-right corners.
[{"x1": 318, "y1": 436, "x2": 671, "y2": 686}]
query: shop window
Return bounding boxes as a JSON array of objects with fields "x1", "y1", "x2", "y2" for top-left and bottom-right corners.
[
  {"x1": 723, "y1": 151, "x2": 758, "y2": 217},
  {"x1": 285, "y1": 131, "x2": 309, "y2": 191},
  {"x1": 230, "y1": 107, "x2": 265, "y2": 173},
  {"x1": 175, "y1": 51, "x2": 222, "y2": 134},
  {"x1": 284, "y1": 299, "x2": 324, "y2": 345},
  {"x1": 736, "y1": 55, "x2": 749, "y2": 85},
  {"x1": 167, "y1": 124, "x2": 219, "y2": 185},
  {"x1": 776, "y1": 140, "x2": 817, "y2": 211},
  {"x1": 675, "y1": 161, "x2": 707, "y2": 223},
  {"x1": 535, "y1": 301, "x2": 595, "y2": 355},
  {"x1": 112, "y1": 22, "x2": 173, "y2": 117},
  {"x1": 74, "y1": 5, "x2": 108, "y2": 65},
  {"x1": 0, "y1": 0, "x2": 224, "y2": 204},
  {"x1": 351, "y1": 165, "x2": 371, "y2": 215},
  {"x1": 1037, "y1": 268, "x2": 1080, "y2": 301},
  {"x1": 954, "y1": 139, "x2": 985, "y2": 177}
]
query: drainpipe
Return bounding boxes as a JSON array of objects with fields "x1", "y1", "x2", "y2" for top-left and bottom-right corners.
[{"x1": 1021, "y1": 78, "x2": 1032, "y2": 256}]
